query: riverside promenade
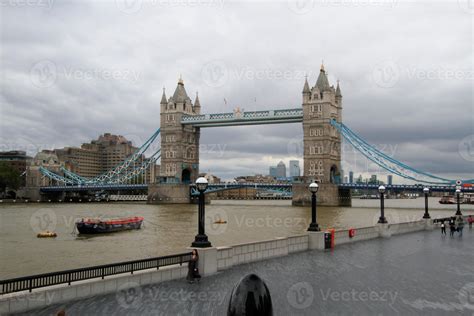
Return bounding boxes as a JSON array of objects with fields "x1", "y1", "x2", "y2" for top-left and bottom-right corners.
[{"x1": 12, "y1": 223, "x2": 474, "y2": 315}]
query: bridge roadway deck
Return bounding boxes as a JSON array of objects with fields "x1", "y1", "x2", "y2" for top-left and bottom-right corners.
[{"x1": 25, "y1": 228, "x2": 474, "y2": 315}]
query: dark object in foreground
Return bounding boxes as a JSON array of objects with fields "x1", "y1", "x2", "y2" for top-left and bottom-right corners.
[
  {"x1": 76, "y1": 216, "x2": 144, "y2": 234},
  {"x1": 227, "y1": 274, "x2": 273, "y2": 316}
]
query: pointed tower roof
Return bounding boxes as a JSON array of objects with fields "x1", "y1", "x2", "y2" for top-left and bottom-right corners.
[
  {"x1": 316, "y1": 63, "x2": 331, "y2": 92},
  {"x1": 336, "y1": 80, "x2": 342, "y2": 97},
  {"x1": 194, "y1": 91, "x2": 201, "y2": 107},
  {"x1": 172, "y1": 75, "x2": 190, "y2": 103},
  {"x1": 160, "y1": 87, "x2": 167, "y2": 104},
  {"x1": 303, "y1": 75, "x2": 310, "y2": 94}
]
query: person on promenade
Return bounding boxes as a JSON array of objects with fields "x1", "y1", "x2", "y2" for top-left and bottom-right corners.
[
  {"x1": 440, "y1": 221, "x2": 446, "y2": 235},
  {"x1": 449, "y1": 221, "x2": 456, "y2": 237},
  {"x1": 457, "y1": 216, "x2": 464, "y2": 237},
  {"x1": 468, "y1": 215, "x2": 473, "y2": 229},
  {"x1": 187, "y1": 249, "x2": 200, "y2": 284}
]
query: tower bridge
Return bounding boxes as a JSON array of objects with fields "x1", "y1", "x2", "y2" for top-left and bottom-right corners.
[{"x1": 36, "y1": 65, "x2": 473, "y2": 204}]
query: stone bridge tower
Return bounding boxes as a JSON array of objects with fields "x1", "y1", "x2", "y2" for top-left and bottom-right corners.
[
  {"x1": 293, "y1": 65, "x2": 351, "y2": 206},
  {"x1": 159, "y1": 77, "x2": 201, "y2": 184},
  {"x1": 149, "y1": 77, "x2": 201, "y2": 203}
]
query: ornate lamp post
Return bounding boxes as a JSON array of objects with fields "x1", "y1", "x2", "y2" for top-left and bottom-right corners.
[
  {"x1": 192, "y1": 177, "x2": 212, "y2": 248},
  {"x1": 455, "y1": 189, "x2": 462, "y2": 216},
  {"x1": 423, "y1": 187, "x2": 430, "y2": 219},
  {"x1": 377, "y1": 185, "x2": 387, "y2": 224},
  {"x1": 307, "y1": 182, "x2": 320, "y2": 231}
]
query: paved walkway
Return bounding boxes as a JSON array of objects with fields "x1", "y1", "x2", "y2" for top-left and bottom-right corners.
[{"x1": 25, "y1": 228, "x2": 474, "y2": 315}]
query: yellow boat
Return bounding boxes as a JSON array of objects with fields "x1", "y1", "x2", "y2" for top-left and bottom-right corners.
[{"x1": 37, "y1": 231, "x2": 57, "y2": 238}]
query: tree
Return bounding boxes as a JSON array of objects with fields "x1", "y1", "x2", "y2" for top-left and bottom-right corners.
[{"x1": 0, "y1": 162, "x2": 21, "y2": 193}]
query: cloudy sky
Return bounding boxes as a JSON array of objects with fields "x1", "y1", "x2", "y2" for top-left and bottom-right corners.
[{"x1": 1, "y1": 0, "x2": 473, "y2": 182}]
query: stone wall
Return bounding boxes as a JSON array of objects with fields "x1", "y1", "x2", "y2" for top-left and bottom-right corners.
[
  {"x1": 292, "y1": 183, "x2": 351, "y2": 206},
  {"x1": 147, "y1": 183, "x2": 190, "y2": 204}
]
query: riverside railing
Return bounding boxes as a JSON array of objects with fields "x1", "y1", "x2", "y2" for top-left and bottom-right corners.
[{"x1": 0, "y1": 252, "x2": 192, "y2": 295}]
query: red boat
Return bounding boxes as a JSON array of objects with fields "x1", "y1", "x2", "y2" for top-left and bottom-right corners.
[
  {"x1": 439, "y1": 196, "x2": 456, "y2": 204},
  {"x1": 76, "y1": 216, "x2": 144, "y2": 234}
]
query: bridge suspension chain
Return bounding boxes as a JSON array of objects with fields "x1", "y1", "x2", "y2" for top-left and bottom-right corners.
[{"x1": 330, "y1": 119, "x2": 463, "y2": 185}]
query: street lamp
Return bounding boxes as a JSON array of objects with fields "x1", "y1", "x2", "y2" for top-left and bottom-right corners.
[
  {"x1": 377, "y1": 185, "x2": 387, "y2": 224},
  {"x1": 423, "y1": 187, "x2": 430, "y2": 219},
  {"x1": 307, "y1": 182, "x2": 320, "y2": 231},
  {"x1": 192, "y1": 177, "x2": 212, "y2": 248},
  {"x1": 455, "y1": 189, "x2": 462, "y2": 216}
]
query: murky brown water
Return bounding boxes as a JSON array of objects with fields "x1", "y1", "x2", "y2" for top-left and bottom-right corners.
[{"x1": 0, "y1": 198, "x2": 472, "y2": 279}]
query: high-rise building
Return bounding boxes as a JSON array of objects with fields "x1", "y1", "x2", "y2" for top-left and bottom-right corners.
[
  {"x1": 289, "y1": 160, "x2": 300, "y2": 178},
  {"x1": 0, "y1": 151, "x2": 32, "y2": 186},
  {"x1": 369, "y1": 174, "x2": 377, "y2": 184},
  {"x1": 269, "y1": 166, "x2": 278, "y2": 178},
  {"x1": 54, "y1": 133, "x2": 157, "y2": 183},
  {"x1": 276, "y1": 161, "x2": 286, "y2": 178},
  {"x1": 387, "y1": 175, "x2": 393, "y2": 185},
  {"x1": 349, "y1": 171, "x2": 354, "y2": 184}
]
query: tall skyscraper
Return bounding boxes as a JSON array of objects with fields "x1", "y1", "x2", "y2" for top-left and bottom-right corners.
[
  {"x1": 349, "y1": 171, "x2": 354, "y2": 184},
  {"x1": 387, "y1": 175, "x2": 393, "y2": 185},
  {"x1": 276, "y1": 161, "x2": 286, "y2": 178},
  {"x1": 289, "y1": 160, "x2": 300, "y2": 178},
  {"x1": 269, "y1": 166, "x2": 278, "y2": 178}
]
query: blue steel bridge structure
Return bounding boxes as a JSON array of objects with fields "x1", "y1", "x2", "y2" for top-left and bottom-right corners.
[{"x1": 38, "y1": 108, "x2": 473, "y2": 197}]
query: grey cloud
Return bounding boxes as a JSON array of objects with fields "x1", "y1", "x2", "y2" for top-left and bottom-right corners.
[{"x1": 0, "y1": 1, "x2": 472, "y2": 182}]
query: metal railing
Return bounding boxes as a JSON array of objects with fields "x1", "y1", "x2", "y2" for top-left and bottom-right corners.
[{"x1": 0, "y1": 252, "x2": 192, "y2": 295}]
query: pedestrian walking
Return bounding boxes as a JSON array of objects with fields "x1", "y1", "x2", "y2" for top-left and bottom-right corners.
[
  {"x1": 449, "y1": 221, "x2": 456, "y2": 237},
  {"x1": 440, "y1": 221, "x2": 446, "y2": 235},
  {"x1": 186, "y1": 249, "x2": 201, "y2": 284},
  {"x1": 468, "y1": 215, "x2": 473, "y2": 229},
  {"x1": 457, "y1": 216, "x2": 464, "y2": 237}
]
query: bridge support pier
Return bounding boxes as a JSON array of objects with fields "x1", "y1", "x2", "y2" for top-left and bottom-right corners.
[
  {"x1": 292, "y1": 183, "x2": 351, "y2": 207},
  {"x1": 147, "y1": 184, "x2": 191, "y2": 204}
]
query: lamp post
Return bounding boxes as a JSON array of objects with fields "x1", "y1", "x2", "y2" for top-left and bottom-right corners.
[
  {"x1": 455, "y1": 189, "x2": 462, "y2": 216},
  {"x1": 422, "y1": 187, "x2": 430, "y2": 219},
  {"x1": 377, "y1": 185, "x2": 387, "y2": 223},
  {"x1": 192, "y1": 177, "x2": 212, "y2": 248},
  {"x1": 307, "y1": 182, "x2": 320, "y2": 231}
]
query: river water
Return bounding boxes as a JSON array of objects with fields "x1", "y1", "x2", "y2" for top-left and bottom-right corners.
[{"x1": 0, "y1": 198, "x2": 472, "y2": 279}]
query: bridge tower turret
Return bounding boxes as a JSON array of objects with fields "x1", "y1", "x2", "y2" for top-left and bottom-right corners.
[{"x1": 159, "y1": 77, "x2": 200, "y2": 185}]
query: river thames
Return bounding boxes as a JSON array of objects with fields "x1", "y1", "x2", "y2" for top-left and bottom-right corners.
[{"x1": 0, "y1": 198, "x2": 472, "y2": 279}]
